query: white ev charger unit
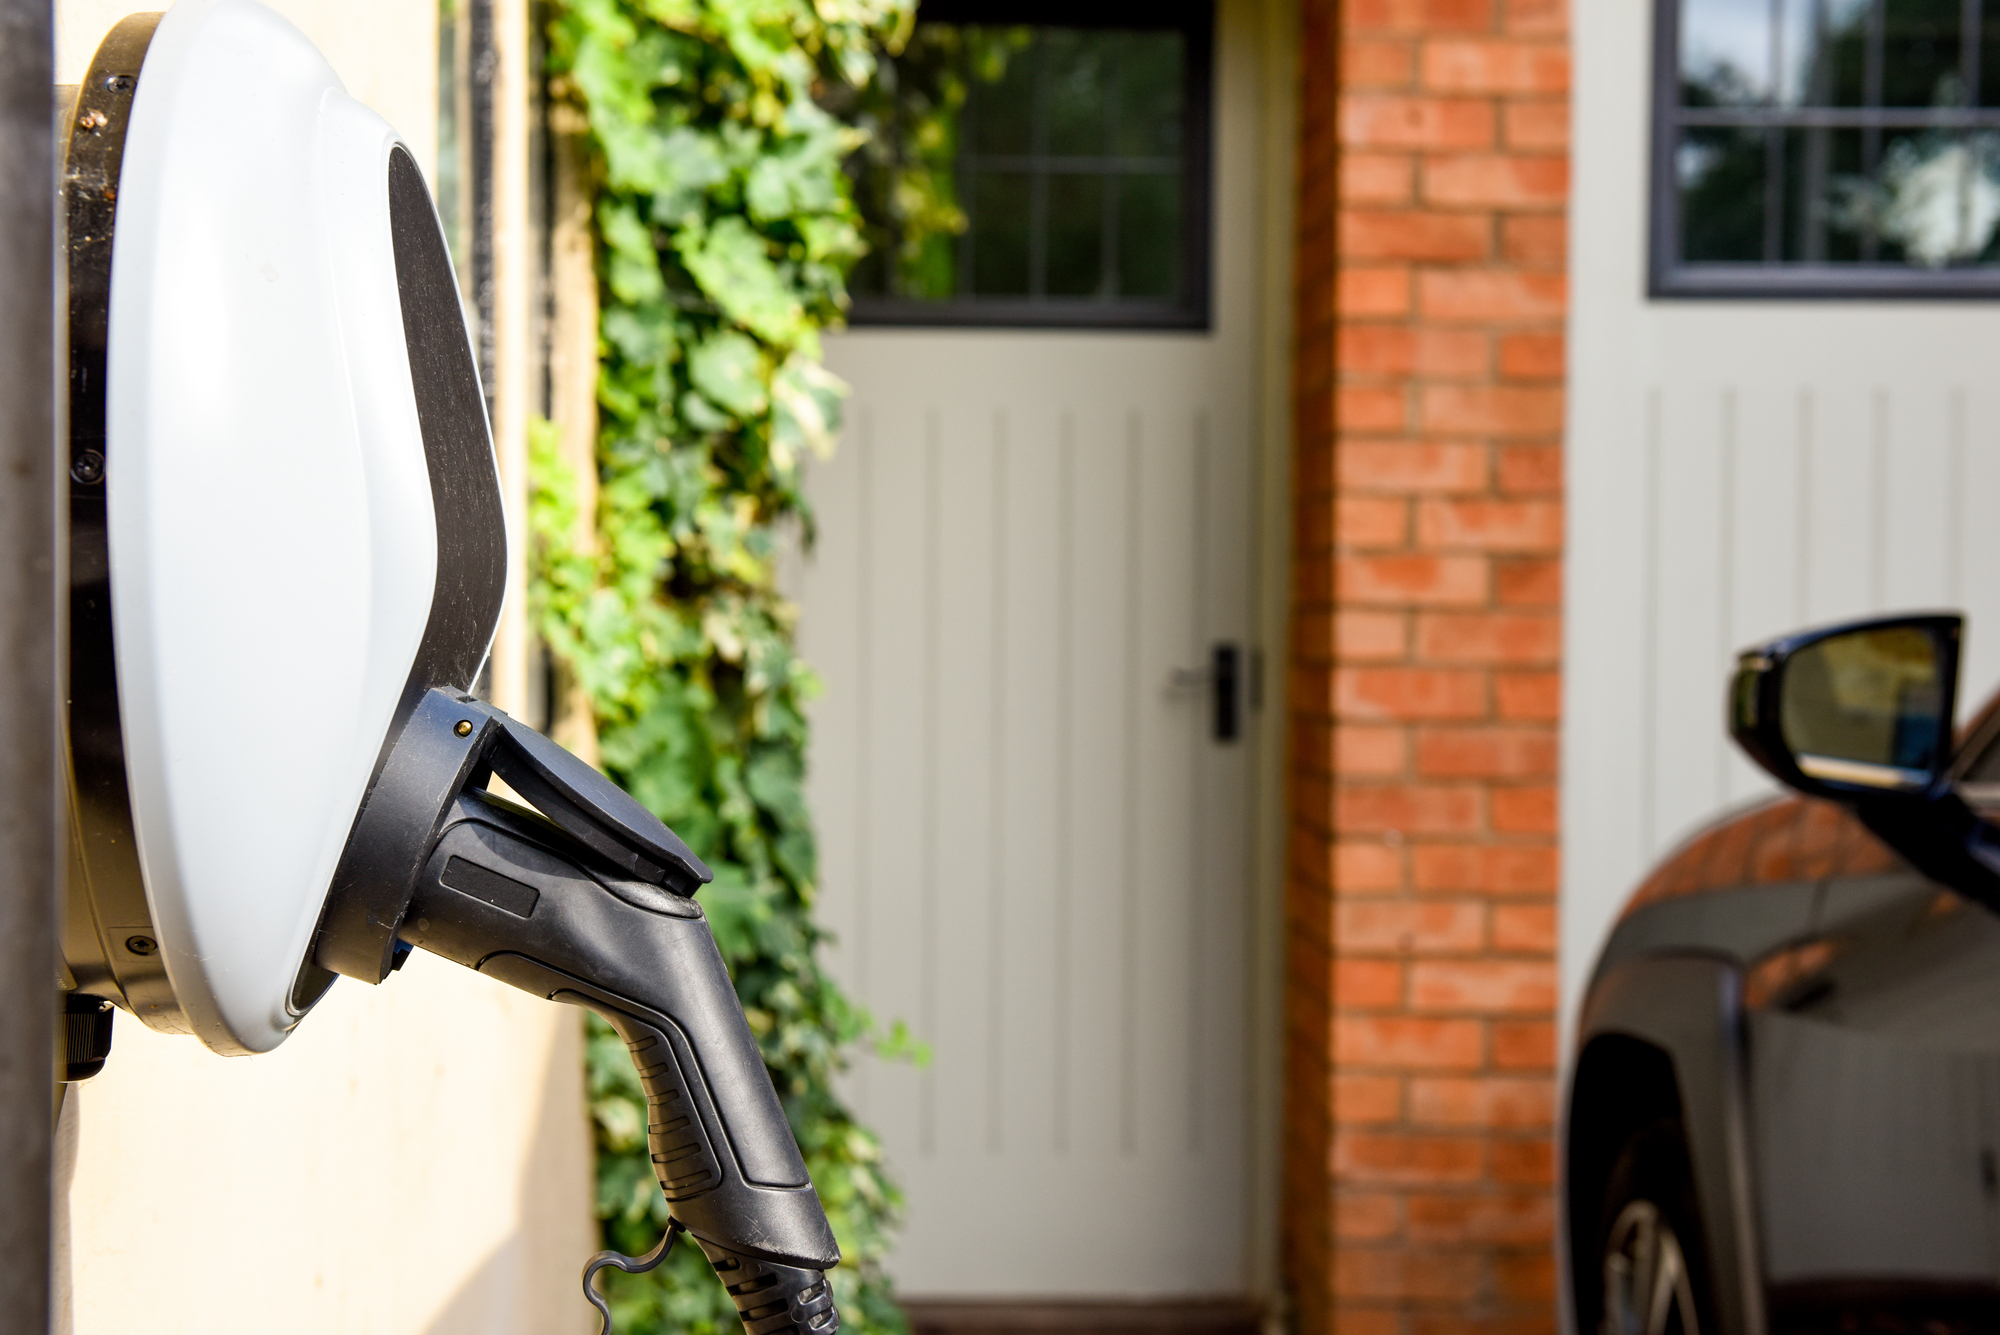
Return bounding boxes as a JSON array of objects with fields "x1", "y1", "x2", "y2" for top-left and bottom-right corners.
[{"x1": 58, "y1": 4, "x2": 840, "y2": 1330}]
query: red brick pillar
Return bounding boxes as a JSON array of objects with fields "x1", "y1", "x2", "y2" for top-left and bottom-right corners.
[{"x1": 1282, "y1": 0, "x2": 1569, "y2": 1331}]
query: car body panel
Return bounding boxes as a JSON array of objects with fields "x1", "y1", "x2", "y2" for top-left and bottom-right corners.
[
  {"x1": 1571, "y1": 791, "x2": 2000, "y2": 1335},
  {"x1": 1747, "y1": 882, "x2": 2000, "y2": 1330}
]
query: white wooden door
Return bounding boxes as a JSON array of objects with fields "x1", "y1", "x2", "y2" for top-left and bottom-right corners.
[
  {"x1": 794, "y1": 0, "x2": 1284, "y2": 1299},
  {"x1": 1565, "y1": 1, "x2": 2000, "y2": 1019}
]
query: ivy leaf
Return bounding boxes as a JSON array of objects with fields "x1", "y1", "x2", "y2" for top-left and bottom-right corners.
[
  {"x1": 680, "y1": 389, "x2": 734, "y2": 432},
  {"x1": 619, "y1": 123, "x2": 732, "y2": 218},
  {"x1": 599, "y1": 199, "x2": 666, "y2": 305},
  {"x1": 639, "y1": 0, "x2": 704, "y2": 29},
  {"x1": 743, "y1": 136, "x2": 846, "y2": 221},
  {"x1": 771, "y1": 353, "x2": 846, "y2": 466},
  {"x1": 689, "y1": 330, "x2": 771, "y2": 417},
  {"x1": 603, "y1": 304, "x2": 678, "y2": 365},
  {"x1": 675, "y1": 216, "x2": 814, "y2": 351},
  {"x1": 794, "y1": 212, "x2": 865, "y2": 265}
]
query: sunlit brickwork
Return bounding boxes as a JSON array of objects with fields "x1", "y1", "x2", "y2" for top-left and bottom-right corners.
[{"x1": 1284, "y1": 0, "x2": 1569, "y2": 1331}]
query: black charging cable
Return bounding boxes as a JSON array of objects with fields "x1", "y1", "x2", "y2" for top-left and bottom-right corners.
[{"x1": 583, "y1": 1219, "x2": 684, "y2": 1335}]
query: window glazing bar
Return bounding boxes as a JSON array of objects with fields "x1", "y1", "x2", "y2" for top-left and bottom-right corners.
[
  {"x1": 1863, "y1": 0, "x2": 1883, "y2": 260},
  {"x1": 1101, "y1": 40, "x2": 1120, "y2": 297},
  {"x1": 1028, "y1": 38, "x2": 1047, "y2": 300},
  {"x1": 1763, "y1": 125, "x2": 1783, "y2": 264},
  {"x1": 1965, "y1": 0, "x2": 1983, "y2": 106},
  {"x1": 956, "y1": 73, "x2": 975, "y2": 299},
  {"x1": 962, "y1": 155, "x2": 1180, "y2": 172},
  {"x1": 1677, "y1": 107, "x2": 2000, "y2": 127},
  {"x1": 1769, "y1": 0, "x2": 1784, "y2": 95},
  {"x1": 1661, "y1": 264, "x2": 2000, "y2": 296},
  {"x1": 1763, "y1": 0, "x2": 1783, "y2": 261},
  {"x1": 1805, "y1": 0, "x2": 1831, "y2": 264}
]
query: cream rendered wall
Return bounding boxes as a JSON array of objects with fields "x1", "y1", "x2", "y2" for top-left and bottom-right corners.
[
  {"x1": 57, "y1": 0, "x2": 439, "y2": 164},
  {"x1": 51, "y1": 4, "x2": 592, "y2": 1333},
  {"x1": 1564, "y1": 2, "x2": 2000, "y2": 1024},
  {"x1": 56, "y1": 957, "x2": 592, "y2": 1335}
]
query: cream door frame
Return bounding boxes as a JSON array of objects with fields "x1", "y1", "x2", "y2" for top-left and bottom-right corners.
[{"x1": 1244, "y1": 0, "x2": 1300, "y2": 1308}]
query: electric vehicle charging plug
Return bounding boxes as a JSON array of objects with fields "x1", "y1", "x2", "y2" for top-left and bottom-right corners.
[{"x1": 310, "y1": 689, "x2": 842, "y2": 1333}]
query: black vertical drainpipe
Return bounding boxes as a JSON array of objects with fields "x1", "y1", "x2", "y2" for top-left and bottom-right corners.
[
  {"x1": 0, "y1": 0, "x2": 58, "y2": 1327},
  {"x1": 467, "y1": 0, "x2": 500, "y2": 705},
  {"x1": 470, "y1": 0, "x2": 497, "y2": 422}
]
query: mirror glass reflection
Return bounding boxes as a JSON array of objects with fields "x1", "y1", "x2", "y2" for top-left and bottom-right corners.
[{"x1": 1781, "y1": 626, "x2": 1946, "y2": 784}]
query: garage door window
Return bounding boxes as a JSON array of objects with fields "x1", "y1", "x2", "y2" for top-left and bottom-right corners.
[
  {"x1": 836, "y1": 0, "x2": 1212, "y2": 328},
  {"x1": 1655, "y1": 0, "x2": 2000, "y2": 295}
]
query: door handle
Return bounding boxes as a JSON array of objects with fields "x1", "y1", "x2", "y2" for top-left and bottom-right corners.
[
  {"x1": 1210, "y1": 642, "x2": 1240, "y2": 742},
  {"x1": 1169, "y1": 643, "x2": 1241, "y2": 743}
]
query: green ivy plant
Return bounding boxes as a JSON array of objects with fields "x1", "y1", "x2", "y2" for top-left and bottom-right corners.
[{"x1": 535, "y1": 2, "x2": 919, "y2": 1332}]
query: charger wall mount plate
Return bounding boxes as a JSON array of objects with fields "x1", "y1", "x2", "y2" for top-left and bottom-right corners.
[{"x1": 61, "y1": 0, "x2": 505, "y2": 1056}]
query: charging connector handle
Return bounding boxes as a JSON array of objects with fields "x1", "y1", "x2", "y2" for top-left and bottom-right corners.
[
  {"x1": 399, "y1": 788, "x2": 842, "y2": 1279},
  {"x1": 312, "y1": 689, "x2": 839, "y2": 1330}
]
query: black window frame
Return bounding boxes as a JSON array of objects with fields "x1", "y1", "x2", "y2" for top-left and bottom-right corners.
[
  {"x1": 1651, "y1": 0, "x2": 2000, "y2": 299},
  {"x1": 847, "y1": 0, "x2": 1215, "y2": 331}
]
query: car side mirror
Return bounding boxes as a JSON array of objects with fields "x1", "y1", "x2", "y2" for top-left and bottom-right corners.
[
  {"x1": 1731, "y1": 612, "x2": 2000, "y2": 909},
  {"x1": 1731, "y1": 613, "x2": 1960, "y2": 799}
]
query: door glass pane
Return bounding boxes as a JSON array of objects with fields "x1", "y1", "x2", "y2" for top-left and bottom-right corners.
[
  {"x1": 1817, "y1": 0, "x2": 1880, "y2": 107},
  {"x1": 966, "y1": 32, "x2": 1035, "y2": 156},
  {"x1": 1779, "y1": 126, "x2": 1864, "y2": 261},
  {"x1": 1980, "y1": 0, "x2": 2000, "y2": 105},
  {"x1": 1774, "y1": 0, "x2": 1825, "y2": 104},
  {"x1": 1680, "y1": 126, "x2": 1770, "y2": 260},
  {"x1": 1044, "y1": 173, "x2": 1106, "y2": 296},
  {"x1": 1880, "y1": 0, "x2": 1967, "y2": 107},
  {"x1": 842, "y1": 16, "x2": 1200, "y2": 318},
  {"x1": 1682, "y1": 0, "x2": 1774, "y2": 105},
  {"x1": 1044, "y1": 31, "x2": 1108, "y2": 156},
  {"x1": 1791, "y1": 128, "x2": 2000, "y2": 264},
  {"x1": 969, "y1": 169, "x2": 1032, "y2": 295},
  {"x1": 1117, "y1": 173, "x2": 1180, "y2": 298},
  {"x1": 1118, "y1": 35, "x2": 1184, "y2": 156}
]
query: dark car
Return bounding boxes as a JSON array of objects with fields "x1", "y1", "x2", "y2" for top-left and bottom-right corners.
[{"x1": 1567, "y1": 612, "x2": 2000, "y2": 1335}]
